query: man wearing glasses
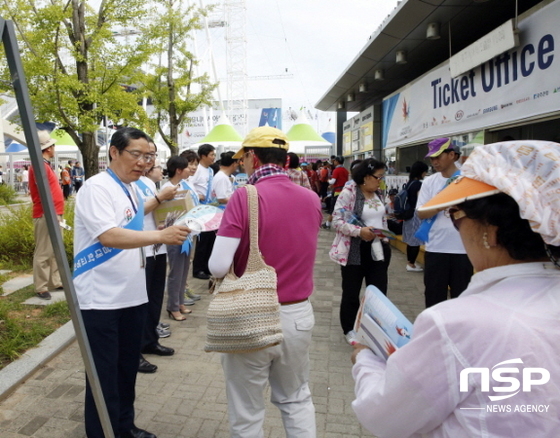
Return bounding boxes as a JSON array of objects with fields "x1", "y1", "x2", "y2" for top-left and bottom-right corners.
[
  {"x1": 73, "y1": 127, "x2": 190, "y2": 438},
  {"x1": 416, "y1": 137, "x2": 473, "y2": 308}
]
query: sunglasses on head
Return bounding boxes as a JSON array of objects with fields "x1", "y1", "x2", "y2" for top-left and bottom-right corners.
[{"x1": 447, "y1": 207, "x2": 467, "y2": 231}]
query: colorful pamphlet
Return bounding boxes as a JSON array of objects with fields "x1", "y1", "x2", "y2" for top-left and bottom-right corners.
[
  {"x1": 354, "y1": 285, "x2": 414, "y2": 361},
  {"x1": 338, "y1": 208, "x2": 397, "y2": 239}
]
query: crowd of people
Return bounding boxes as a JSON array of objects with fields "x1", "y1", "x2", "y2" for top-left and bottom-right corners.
[{"x1": 27, "y1": 128, "x2": 560, "y2": 438}]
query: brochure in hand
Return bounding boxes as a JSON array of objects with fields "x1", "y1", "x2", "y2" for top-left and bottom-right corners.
[
  {"x1": 353, "y1": 285, "x2": 414, "y2": 361},
  {"x1": 338, "y1": 208, "x2": 397, "y2": 240}
]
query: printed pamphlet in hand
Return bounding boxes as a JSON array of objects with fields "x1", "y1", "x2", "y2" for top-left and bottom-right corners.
[
  {"x1": 354, "y1": 285, "x2": 414, "y2": 361},
  {"x1": 338, "y1": 208, "x2": 397, "y2": 240}
]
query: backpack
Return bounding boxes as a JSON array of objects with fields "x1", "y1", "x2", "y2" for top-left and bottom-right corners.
[{"x1": 393, "y1": 182, "x2": 414, "y2": 220}]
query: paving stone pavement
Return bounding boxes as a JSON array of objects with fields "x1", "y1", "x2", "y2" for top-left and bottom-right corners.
[{"x1": 0, "y1": 228, "x2": 426, "y2": 438}]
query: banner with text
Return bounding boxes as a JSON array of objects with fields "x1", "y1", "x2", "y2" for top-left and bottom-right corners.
[{"x1": 383, "y1": 1, "x2": 560, "y2": 149}]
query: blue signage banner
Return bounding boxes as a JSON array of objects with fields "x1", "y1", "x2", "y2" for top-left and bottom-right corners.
[{"x1": 383, "y1": 1, "x2": 560, "y2": 149}]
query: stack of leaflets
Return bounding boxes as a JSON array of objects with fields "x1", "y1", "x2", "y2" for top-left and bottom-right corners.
[{"x1": 353, "y1": 285, "x2": 414, "y2": 361}]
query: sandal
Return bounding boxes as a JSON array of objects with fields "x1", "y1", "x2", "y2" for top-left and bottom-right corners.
[
  {"x1": 167, "y1": 310, "x2": 186, "y2": 321},
  {"x1": 179, "y1": 305, "x2": 192, "y2": 315}
]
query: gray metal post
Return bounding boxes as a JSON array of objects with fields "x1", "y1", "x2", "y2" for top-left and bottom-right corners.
[{"x1": 1, "y1": 18, "x2": 115, "y2": 438}]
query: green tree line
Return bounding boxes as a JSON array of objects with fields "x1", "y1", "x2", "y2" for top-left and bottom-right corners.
[{"x1": 0, "y1": 0, "x2": 217, "y2": 177}]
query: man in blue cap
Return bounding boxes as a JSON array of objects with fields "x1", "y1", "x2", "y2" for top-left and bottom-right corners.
[{"x1": 416, "y1": 138, "x2": 473, "y2": 307}]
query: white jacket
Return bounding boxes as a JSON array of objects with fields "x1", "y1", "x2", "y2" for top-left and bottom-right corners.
[{"x1": 352, "y1": 262, "x2": 560, "y2": 438}]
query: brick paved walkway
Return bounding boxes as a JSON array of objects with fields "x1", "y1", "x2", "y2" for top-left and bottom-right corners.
[{"x1": 0, "y1": 228, "x2": 425, "y2": 438}]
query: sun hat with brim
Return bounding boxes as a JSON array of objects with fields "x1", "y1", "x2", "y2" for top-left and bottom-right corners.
[
  {"x1": 425, "y1": 137, "x2": 460, "y2": 158},
  {"x1": 233, "y1": 126, "x2": 289, "y2": 159},
  {"x1": 418, "y1": 176, "x2": 500, "y2": 211},
  {"x1": 419, "y1": 140, "x2": 560, "y2": 246},
  {"x1": 38, "y1": 130, "x2": 57, "y2": 150}
]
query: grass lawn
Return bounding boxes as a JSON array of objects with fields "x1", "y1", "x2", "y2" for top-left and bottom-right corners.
[{"x1": 0, "y1": 272, "x2": 71, "y2": 370}]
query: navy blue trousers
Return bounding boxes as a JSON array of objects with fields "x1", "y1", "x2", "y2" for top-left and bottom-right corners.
[
  {"x1": 82, "y1": 304, "x2": 147, "y2": 438},
  {"x1": 142, "y1": 254, "x2": 167, "y2": 349}
]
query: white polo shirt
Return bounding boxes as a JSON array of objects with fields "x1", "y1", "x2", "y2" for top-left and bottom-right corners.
[
  {"x1": 74, "y1": 171, "x2": 148, "y2": 310},
  {"x1": 136, "y1": 176, "x2": 166, "y2": 258}
]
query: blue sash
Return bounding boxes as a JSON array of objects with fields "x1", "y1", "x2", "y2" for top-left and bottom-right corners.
[
  {"x1": 179, "y1": 180, "x2": 197, "y2": 254},
  {"x1": 73, "y1": 171, "x2": 144, "y2": 278},
  {"x1": 201, "y1": 167, "x2": 216, "y2": 205},
  {"x1": 414, "y1": 170, "x2": 460, "y2": 243},
  {"x1": 135, "y1": 178, "x2": 154, "y2": 197},
  {"x1": 181, "y1": 180, "x2": 200, "y2": 206}
]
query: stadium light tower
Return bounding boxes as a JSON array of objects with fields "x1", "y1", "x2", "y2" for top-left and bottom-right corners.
[{"x1": 224, "y1": 0, "x2": 248, "y2": 134}]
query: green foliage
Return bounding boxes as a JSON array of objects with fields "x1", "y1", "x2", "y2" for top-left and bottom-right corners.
[
  {"x1": 0, "y1": 205, "x2": 35, "y2": 268},
  {"x1": 0, "y1": 296, "x2": 69, "y2": 368},
  {"x1": 138, "y1": 0, "x2": 217, "y2": 155},
  {"x1": 42, "y1": 300, "x2": 70, "y2": 319},
  {"x1": 0, "y1": 0, "x2": 155, "y2": 177},
  {"x1": 0, "y1": 185, "x2": 17, "y2": 205},
  {"x1": 0, "y1": 203, "x2": 75, "y2": 269}
]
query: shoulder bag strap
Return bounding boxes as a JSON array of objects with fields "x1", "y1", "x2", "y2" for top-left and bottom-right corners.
[{"x1": 245, "y1": 184, "x2": 267, "y2": 272}]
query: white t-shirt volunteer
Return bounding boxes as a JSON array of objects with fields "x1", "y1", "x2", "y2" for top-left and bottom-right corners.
[
  {"x1": 161, "y1": 179, "x2": 199, "y2": 205},
  {"x1": 416, "y1": 172, "x2": 466, "y2": 254},
  {"x1": 212, "y1": 170, "x2": 234, "y2": 201},
  {"x1": 136, "y1": 176, "x2": 166, "y2": 258},
  {"x1": 74, "y1": 171, "x2": 148, "y2": 310},
  {"x1": 189, "y1": 163, "x2": 213, "y2": 198}
]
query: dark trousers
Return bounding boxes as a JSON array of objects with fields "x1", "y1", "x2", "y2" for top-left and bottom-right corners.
[
  {"x1": 327, "y1": 195, "x2": 339, "y2": 215},
  {"x1": 62, "y1": 184, "x2": 71, "y2": 200},
  {"x1": 407, "y1": 245, "x2": 420, "y2": 265},
  {"x1": 82, "y1": 304, "x2": 147, "y2": 438},
  {"x1": 193, "y1": 231, "x2": 216, "y2": 275},
  {"x1": 142, "y1": 254, "x2": 167, "y2": 350},
  {"x1": 74, "y1": 180, "x2": 83, "y2": 192},
  {"x1": 424, "y1": 252, "x2": 473, "y2": 308},
  {"x1": 319, "y1": 181, "x2": 329, "y2": 199},
  {"x1": 340, "y1": 241, "x2": 392, "y2": 334}
]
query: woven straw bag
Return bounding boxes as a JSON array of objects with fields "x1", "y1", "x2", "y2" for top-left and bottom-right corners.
[{"x1": 205, "y1": 184, "x2": 283, "y2": 353}]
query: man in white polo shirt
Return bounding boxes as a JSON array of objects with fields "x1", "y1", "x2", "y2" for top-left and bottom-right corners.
[{"x1": 74, "y1": 127, "x2": 190, "y2": 438}]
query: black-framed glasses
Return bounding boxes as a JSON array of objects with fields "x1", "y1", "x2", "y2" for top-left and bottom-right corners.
[
  {"x1": 371, "y1": 174, "x2": 385, "y2": 181},
  {"x1": 448, "y1": 207, "x2": 466, "y2": 231},
  {"x1": 124, "y1": 149, "x2": 157, "y2": 163}
]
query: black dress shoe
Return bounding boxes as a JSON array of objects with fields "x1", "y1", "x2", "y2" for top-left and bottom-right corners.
[
  {"x1": 142, "y1": 343, "x2": 175, "y2": 356},
  {"x1": 36, "y1": 291, "x2": 52, "y2": 300},
  {"x1": 193, "y1": 271, "x2": 210, "y2": 280},
  {"x1": 138, "y1": 356, "x2": 157, "y2": 373},
  {"x1": 121, "y1": 426, "x2": 157, "y2": 438}
]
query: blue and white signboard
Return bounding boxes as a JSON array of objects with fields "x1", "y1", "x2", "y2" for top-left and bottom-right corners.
[{"x1": 383, "y1": 1, "x2": 560, "y2": 149}]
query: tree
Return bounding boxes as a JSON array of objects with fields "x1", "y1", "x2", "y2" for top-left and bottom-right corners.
[
  {"x1": 139, "y1": 0, "x2": 217, "y2": 156},
  {"x1": 0, "y1": 0, "x2": 153, "y2": 177}
]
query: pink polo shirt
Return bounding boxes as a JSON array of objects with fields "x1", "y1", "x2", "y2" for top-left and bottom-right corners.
[{"x1": 218, "y1": 174, "x2": 322, "y2": 303}]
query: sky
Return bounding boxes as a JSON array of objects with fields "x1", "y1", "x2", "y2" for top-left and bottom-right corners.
[{"x1": 198, "y1": 0, "x2": 399, "y2": 133}]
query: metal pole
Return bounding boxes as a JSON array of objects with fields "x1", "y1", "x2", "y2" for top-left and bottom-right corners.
[{"x1": 1, "y1": 18, "x2": 115, "y2": 438}]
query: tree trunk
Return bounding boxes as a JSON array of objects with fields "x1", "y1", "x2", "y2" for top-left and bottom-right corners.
[{"x1": 80, "y1": 131, "x2": 99, "y2": 179}]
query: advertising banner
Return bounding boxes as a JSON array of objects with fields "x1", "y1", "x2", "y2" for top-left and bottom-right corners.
[
  {"x1": 181, "y1": 98, "x2": 281, "y2": 147},
  {"x1": 383, "y1": 1, "x2": 560, "y2": 149},
  {"x1": 342, "y1": 106, "x2": 375, "y2": 155}
]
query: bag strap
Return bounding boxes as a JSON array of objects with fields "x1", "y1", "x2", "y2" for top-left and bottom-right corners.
[{"x1": 245, "y1": 184, "x2": 267, "y2": 272}]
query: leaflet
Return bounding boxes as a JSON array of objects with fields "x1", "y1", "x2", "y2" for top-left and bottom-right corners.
[{"x1": 353, "y1": 285, "x2": 414, "y2": 361}]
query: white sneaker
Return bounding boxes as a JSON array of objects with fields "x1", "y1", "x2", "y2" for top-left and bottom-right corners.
[
  {"x1": 406, "y1": 264, "x2": 423, "y2": 272},
  {"x1": 345, "y1": 330, "x2": 358, "y2": 345}
]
